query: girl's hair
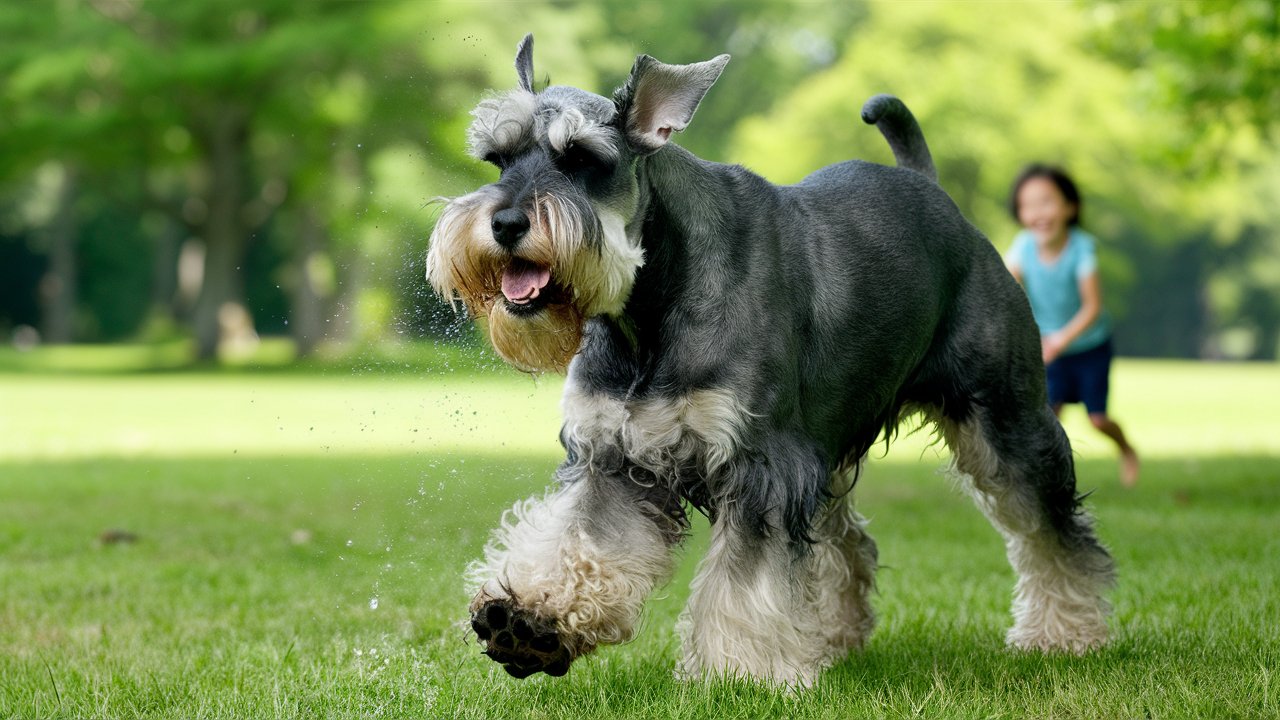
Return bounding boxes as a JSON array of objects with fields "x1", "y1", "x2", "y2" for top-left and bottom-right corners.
[{"x1": 1008, "y1": 164, "x2": 1082, "y2": 226}]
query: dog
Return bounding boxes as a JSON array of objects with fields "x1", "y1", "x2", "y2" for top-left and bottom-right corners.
[{"x1": 426, "y1": 35, "x2": 1115, "y2": 686}]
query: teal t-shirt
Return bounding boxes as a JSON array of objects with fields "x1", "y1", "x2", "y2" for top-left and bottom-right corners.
[{"x1": 1005, "y1": 228, "x2": 1111, "y2": 354}]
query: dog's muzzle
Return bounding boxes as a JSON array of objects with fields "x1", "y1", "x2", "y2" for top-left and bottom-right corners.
[{"x1": 491, "y1": 208, "x2": 530, "y2": 250}]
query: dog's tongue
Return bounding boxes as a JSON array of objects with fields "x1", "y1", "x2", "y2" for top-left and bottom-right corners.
[{"x1": 501, "y1": 260, "x2": 551, "y2": 304}]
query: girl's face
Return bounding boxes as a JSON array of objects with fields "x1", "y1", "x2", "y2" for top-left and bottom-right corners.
[{"x1": 1016, "y1": 176, "x2": 1075, "y2": 244}]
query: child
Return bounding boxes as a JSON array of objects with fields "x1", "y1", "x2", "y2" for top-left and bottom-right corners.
[{"x1": 1005, "y1": 164, "x2": 1139, "y2": 486}]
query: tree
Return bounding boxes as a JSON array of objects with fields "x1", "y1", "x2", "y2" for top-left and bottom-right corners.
[
  {"x1": 1087, "y1": 0, "x2": 1280, "y2": 358},
  {"x1": 0, "y1": 1, "x2": 459, "y2": 357},
  {"x1": 728, "y1": 0, "x2": 1280, "y2": 359},
  {"x1": 88, "y1": 2, "x2": 400, "y2": 358},
  {"x1": 1089, "y1": 0, "x2": 1279, "y2": 138}
]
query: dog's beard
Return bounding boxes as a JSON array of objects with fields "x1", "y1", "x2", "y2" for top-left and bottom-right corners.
[
  {"x1": 427, "y1": 188, "x2": 637, "y2": 373},
  {"x1": 486, "y1": 301, "x2": 584, "y2": 373}
]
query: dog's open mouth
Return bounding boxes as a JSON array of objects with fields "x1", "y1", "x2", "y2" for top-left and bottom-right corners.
[{"x1": 500, "y1": 258, "x2": 559, "y2": 314}]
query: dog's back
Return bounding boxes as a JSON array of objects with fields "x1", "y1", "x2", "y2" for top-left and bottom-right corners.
[{"x1": 780, "y1": 159, "x2": 1017, "y2": 460}]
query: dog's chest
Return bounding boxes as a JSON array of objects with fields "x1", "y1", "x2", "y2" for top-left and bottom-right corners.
[{"x1": 560, "y1": 383, "x2": 752, "y2": 478}]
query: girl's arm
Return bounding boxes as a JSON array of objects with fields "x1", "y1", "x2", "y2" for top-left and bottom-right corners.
[
  {"x1": 1042, "y1": 271, "x2": 1101, "y2": 362},
  {"x1": 1005, "y1": 261, "x2": 1024, "y2": 286}
]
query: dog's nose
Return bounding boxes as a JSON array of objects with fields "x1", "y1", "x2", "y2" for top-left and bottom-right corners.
[{"x1": 491, "y1": 208, "x2": 530, "y2": 249}]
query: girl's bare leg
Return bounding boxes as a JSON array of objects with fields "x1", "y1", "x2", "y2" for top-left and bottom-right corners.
[{"x1": 1088, "y1": 413, "x2": 1139, "y2": 487}]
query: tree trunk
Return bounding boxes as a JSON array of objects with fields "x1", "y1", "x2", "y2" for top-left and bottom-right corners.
[
  {"x1": 190, "y1": 106, "x2": 252, "y2": 361},
  {"x1": 40, "y1": 165, "x2": 78, "y2": 344},
  {"x1": 325, "y1": 146, "x2": 365, "y2": 347},
  {"x1": 290, "y1": 204, "x2": 326, "y2": 357},
  {"x1": 147, "y1": 214, "x2": 183, "y2": 331}
]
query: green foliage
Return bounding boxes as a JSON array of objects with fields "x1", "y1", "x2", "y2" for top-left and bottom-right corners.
[
  {"x1": 1086, "y1": 0, "x2": 1280, "y2": 359},
  {"x1": 1089, "y1": 0, "x2": 1280, "y2": 136},
  {"x1": 0, "y1": 1, "x2": 1276, "y2": 357},
  {"x1": 727, "y1": 0, "x2": 1279, "y2": 358},
  {"x1": 591, "y1": 0, "x2": 867, "y2": 159},
  {"x1": 75, "y1": 200, "x2": 152, "y2": 341}
]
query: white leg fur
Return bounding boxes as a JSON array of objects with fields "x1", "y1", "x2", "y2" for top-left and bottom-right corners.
[
  {"x1": 676, "y1": 516, "x2": 821, "y2": 686},
  {"x1": 676, "y1": 497, "x2": 877, "y2": 687},
  {"x1": 1002, "y1": 532, "x2": 1112, "y2": 653},
  {"x1": 942, "y1": 416, "x2": 1112, "y2": 653},
  {"x1": 466, "y1": 477, "x2": 677, "y2": 656},
  {"x1": 808, "y1": 497, "x2": 878, "y2": 658}
]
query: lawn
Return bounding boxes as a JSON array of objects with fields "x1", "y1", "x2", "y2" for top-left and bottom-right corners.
[{"x1": 1, "y1": 356, "x2": 1277, "y2": 718}]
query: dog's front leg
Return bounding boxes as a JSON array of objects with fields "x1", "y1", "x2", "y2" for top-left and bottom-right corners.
[
  {"x1": 466, "y1": 464, "x2": 681, "y2": 678},
  {"x1": 676, "y1": 462, "x2": 869, "y2": 687},
  {"x1": 675, "y1": 518, "x2": 833, "y2": 687},
  {"x1": 675, "y1": 450, "x2": 875, "y2": 686}
]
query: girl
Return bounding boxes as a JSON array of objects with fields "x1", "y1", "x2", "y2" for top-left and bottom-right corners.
[{"x1": 1006, "y1": 164, "x2": 1139, "y2": 486}]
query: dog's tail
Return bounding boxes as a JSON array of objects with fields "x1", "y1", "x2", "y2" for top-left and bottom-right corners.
[{"x1": 861, "y1": 95, "x2": 937, "y2": 182}]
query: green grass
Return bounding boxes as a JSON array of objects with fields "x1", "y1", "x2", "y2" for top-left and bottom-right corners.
[{"x1": 1, "y1": 358, "x2": 1277, "y2": 718}]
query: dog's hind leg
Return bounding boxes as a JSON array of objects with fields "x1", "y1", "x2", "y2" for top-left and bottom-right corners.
[{"x1": 939, "y1": 402, "x2": 1115, "y2": 653}]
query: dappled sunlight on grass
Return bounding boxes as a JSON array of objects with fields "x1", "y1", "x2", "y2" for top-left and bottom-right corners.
[
  {"x1": 1060, "y1": 360, "x2": 1280, "y2": 459},
  {"x1": 0, "y1": 338, "x2": 503, "y2": 375},
  {"x1": 0, "y1": 372, "x2": 562, "y2": 462},
  {"x1": 1, "y1": 450, "x2": 1274, "y2": 718},
  {"x1": 0, "y1": 340, "x2": 199, "y2": 373},
  {"x1": 2, "y1": 358, "x2": 1274, "y2": 464}
]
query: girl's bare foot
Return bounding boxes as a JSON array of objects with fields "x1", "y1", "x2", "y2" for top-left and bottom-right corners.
[{"x1": 1120, "y1": 448, "x2": 1139, "y2": 487}]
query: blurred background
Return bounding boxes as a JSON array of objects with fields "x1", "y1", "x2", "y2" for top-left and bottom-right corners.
[{"x1": 1, "y1": 0, "x2": 1277, "y2": 367}]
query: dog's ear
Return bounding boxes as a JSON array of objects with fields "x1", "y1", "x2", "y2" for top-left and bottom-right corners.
[
  {"x1": 515, "y1": 33, "x2": 535, "y2": 93},
  {"x1": 615, "y1": 53, "x2": 730, "y2": 154}
]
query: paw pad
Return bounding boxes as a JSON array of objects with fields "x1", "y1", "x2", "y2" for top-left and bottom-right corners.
[{"x1": 470, "y1": 599, "x2": 572, "y2": 678}]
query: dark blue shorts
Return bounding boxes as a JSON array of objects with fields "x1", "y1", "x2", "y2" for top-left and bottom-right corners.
[{"x1": 1046, "y1": 338, "x2": 1113, "y2": 415}]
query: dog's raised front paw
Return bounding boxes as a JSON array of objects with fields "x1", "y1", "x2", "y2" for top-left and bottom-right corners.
[{"x1": 470, "y1": 598, "x2": 573, "y2": 678}]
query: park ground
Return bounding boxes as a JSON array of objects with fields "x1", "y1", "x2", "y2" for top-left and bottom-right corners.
[{"x1": 0, "y1": 351, "x2": 1277, "y2": 718}]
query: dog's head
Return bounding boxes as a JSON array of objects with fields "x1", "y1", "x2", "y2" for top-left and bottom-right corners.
[{"x1": 426, "y1": 35, "x2": 729, "y2": 372}]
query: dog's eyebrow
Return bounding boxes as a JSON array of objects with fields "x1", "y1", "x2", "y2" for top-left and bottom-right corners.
[
  {"x1": 466, "y1": 90, "x2": 537, "y2": 160},
  {"x1": 541, "y1": 108, "x2": 621, "y2": 165}
]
